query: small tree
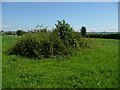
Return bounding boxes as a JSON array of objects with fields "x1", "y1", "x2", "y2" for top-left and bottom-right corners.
[
  {"x1": 54, "y1": 20, "x2": 77, "y2": 47},
  {"x1": 81, "y1": 26, "x2": 86, "y2": 37},
  {"x1": 16, "y1": 30, "x2": 24, "y2": 36}
]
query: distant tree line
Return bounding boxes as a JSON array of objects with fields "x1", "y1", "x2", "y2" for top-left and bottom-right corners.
[
  {"x1": 1, "y1": 31, "x2": 16, "y2": 35},
  {"x1": 1, "y1": 30, "x2": 26, "y2": 36},
  {"x1": 1, "y1": 25, "x2": 119, "y2": 39},
  {"x1": 86, "y1": 33, "x2": 120, "y2": 39}
]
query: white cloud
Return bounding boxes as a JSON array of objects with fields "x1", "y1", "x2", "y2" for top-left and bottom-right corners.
[
  {"x1": 2, "y1": 23, "x2": 15, "y2": 31},
  {"x1": 2, "y1": 23, "x2": 118, "y2": 32},
  {"x1": 2, "y1": 23, "x2": 33, "y2": 31},
  {"x1": 114, "y1": 24, "x2": 118, "y2": 26},
  {"x1": 107, "y1": 24, "x2": 111, "y2": 26},
  {"x1": 84, "y1": 24, "x2": 118, "y2": 32},
  {"x1": 91, "y1": 27, "x2": 97, "y2": 30},
  {"x1": 17, "y1": 27, "x2": 23, "y2": 30},
  {"x1": 73, "y1": 26, "x2": 81, "y2": 31},
  {"x1": 0, "y1": 25, "x2": 2, "y2": 30},
  {"x1": 3, "y1": 25, "x2": 7, "y2": 28}
]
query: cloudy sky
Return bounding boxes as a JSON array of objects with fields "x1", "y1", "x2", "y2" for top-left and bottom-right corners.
[{"x1": 2, "y1": 2, "x2": 118, "y2": 32}]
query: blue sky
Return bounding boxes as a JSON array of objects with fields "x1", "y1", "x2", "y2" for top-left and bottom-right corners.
[{"x1": 2, "y1": 2, "x2": 118, "y2": 32}]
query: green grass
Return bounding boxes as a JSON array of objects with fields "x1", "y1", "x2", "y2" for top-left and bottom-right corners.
[
  {"x1": 0, "y1": 36, "x2": 2, "y2": 89},
  {"x1": 2, "y1": 35, "x2": 119, "y2": 88}
]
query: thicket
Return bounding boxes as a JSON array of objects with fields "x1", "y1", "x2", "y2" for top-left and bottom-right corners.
[{"x1": 8, "y1": 20, "x2": 93, "y2": 58}]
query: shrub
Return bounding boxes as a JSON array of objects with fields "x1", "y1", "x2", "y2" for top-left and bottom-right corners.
[
  {"x1": 54, "y1": 20, "x2": 79, "y2": 48},
  {"x1": 16, "y1": 30, "x2": 25, "y2": 36},
  {"x1": 8, "y1": 32, "x2": 50, "y2": 58},
  {"x1": 8, "y1": 20, "x2": 93, "y2": 58},
  {"x1": 51, "y1": 30, "x2": 71, "y2": 55},
  {"x1": 8, "y1": 31, "x2": 70, "y2": 58}
]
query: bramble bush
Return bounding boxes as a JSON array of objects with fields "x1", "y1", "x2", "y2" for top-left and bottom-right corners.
[
  {"x1": 8, "y1": 32, "x2": 51, "y2": 58},
  {"x1": 8, "y1": 20, "x2": 93, "y2": 58}
]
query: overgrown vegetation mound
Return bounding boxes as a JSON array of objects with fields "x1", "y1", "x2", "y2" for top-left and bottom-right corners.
[{"x1": 8, "y1": 20, "x2": 93, "y2": 58}]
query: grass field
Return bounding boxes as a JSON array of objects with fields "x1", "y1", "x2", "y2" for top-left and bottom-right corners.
[
  {"x1": 0, "y1": 36, "x2": 2, "y2": 89},
  {"x1": 2, "y1": 35, "x2": 119, "y2": 88}
]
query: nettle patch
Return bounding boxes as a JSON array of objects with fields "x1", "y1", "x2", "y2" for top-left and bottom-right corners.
[{"x1": 8, "y1": 20, "x2": 93, "y2": 58}]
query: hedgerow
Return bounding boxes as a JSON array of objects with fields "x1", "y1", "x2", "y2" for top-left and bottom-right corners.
[{"x1": 86, "y1": 33, "x2": 120, "y2": 39}]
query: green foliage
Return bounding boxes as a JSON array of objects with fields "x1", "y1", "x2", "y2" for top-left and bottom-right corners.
[
  {"x1": 5, "y1": 31, "x2": 12, "y2": 35},
  {"x1": 16, "y1": 30, "x2": 25, "y2": 36},
  {"x1": 34, "y1": 24, "x2": 48, "y2": 33},
  {"x1": 8, "y1": 20, "x2": 92, "y2": 58},
  {"x1": 55, "y1": 20, "x2": 76, "y2": 47},
  {"x1": 3, "y1": 31, "x2": 16, "y2": 35},
  {"x1": 81, "y1": 26, "x2": 86, "y2": 37},
  {"x1": 8, "y1": 32, "x2": 51, "y2": 58},
  {"x1": 8, "y1": 31, "x2": 72, "y2": 58},
  {"x1": 51, "y1": 30, "x2": 72, "y2": 55},
  {"x1": 86, "y1": 33, "x2": 120, "y2": 39}
]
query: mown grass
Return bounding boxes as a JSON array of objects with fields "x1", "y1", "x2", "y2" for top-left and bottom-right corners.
[{"x1": 2, "y1": 35, "x2": 119, "y2": 88}]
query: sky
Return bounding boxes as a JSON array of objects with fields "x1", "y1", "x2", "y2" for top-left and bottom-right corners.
[
  {"x1": 2, "y1": 2, "x2": 118, "y2": 32},
  {"x1": 2, "y1": 0, "x2": 120, "y2": 2}
]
